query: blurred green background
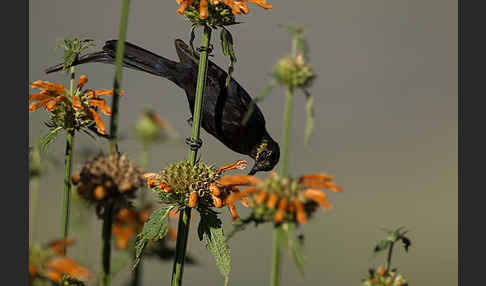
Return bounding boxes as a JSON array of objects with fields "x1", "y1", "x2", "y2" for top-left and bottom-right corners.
[{"x1": 29, "y1": 0, "x2": 457, "y2": 285}]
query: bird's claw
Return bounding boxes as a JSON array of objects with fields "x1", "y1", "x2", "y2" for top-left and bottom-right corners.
[{"x1": 185, "y1": 137, "x2": 203, "y2": 151}]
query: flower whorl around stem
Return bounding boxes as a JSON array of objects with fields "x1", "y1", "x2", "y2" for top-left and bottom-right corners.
[
  {"x1": 144, "y1": 159, "x2": 248, "y2": 220},
  {"x1": 72, "y1": 153, "x2": 144, "y2": 218},
  {"x1": 29, "y1": 75, "x2": 119, "y2": 135},
  {"x1": 222, "y1": 172, "x2": 342, "y2": 225}
]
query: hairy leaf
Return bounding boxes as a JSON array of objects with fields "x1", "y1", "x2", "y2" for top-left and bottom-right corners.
[
  {"x1": 133, "y1": 206, "x2": 173, "y2": 269},
  {"x1": 304, "y1": 91, "x2": 315, "y2": 145},
  {"x1": 198, "y1": 212, "x2": 230, "y2": 285},
  {"x1": 39, "y1": 126, "x2": 63, "y2": 153},
  {"x1": 286, "y1": 223, "x2": 305, "y2": 276},
  {"x1": 220, "y1": 27, "x2": 237, "y2": 86}
]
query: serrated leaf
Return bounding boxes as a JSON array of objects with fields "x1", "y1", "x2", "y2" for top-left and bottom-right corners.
[
  {"x1": 39, "y1": 126, "x2": 62, "y2": 153},
  {"x1": 304, "y1": 91, "x2": 315, "y2": 145},
  {"x1": 284, "y1": 223, "x2": 305, "y2": 276},
  {"x1": 220, "y1": 27, "x2": 237, "y2": 86},
  {"x1": 241, "y1": 81, "x2": 275, "y2": 126},
  {"x1": 199, "y1": 212, "x2": 230, "y2": 285},
  {"x1": 133, "y1": 206, "x2": 173, "y2": 269}
]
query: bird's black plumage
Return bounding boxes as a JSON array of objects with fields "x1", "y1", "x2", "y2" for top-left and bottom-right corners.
[{"x1": 45, "y1": 39, "x2": 280, "y2": 175}]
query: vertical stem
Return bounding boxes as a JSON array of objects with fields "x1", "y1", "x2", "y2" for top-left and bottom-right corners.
[
  {"x1": 130, "y1": 146, "x2": 149, "y2": 286},
  {"x1": 280, "y1": 87, "x2": 294, "y2": 178},
  {"x1": 61, "y1": 130, "x2": 75, "y2": 255},
  {"x1": 385, "y1": 242, "x2": 394, "y2": 273},
  {"x1": 171, "y1": 25, "x2": 212, "y2": 286},
  {"x1": 271, "y1": 87, "x2": 294, "y2": 286},
  {"x1": 102, "y1": 2, "x2": 130, "y2": 286},
  {"x1": 171, "y1": 208, "x2": 192, "y2": 286},
  {"x1": 271, "y1": 226, "x2": 284, "y2": 286},
  {"x1": 101, "y1": 203, "x2": 115, "y2": 286},
  {"x1": 109, "y1": 0, "x2": 131, "y2": 154},
  {"x1": 29, "y1": 177, "x2": 39, "y2": 245}
]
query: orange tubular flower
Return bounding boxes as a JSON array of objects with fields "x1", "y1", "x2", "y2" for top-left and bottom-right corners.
[
  {"x1": 221, "y1": 172, "x2": 341, "y2": 225},
  {"x1": 46, "y1": 257, "x2": 92, "y2": 283},
  {"x1": 29, "y1": 76, "x2": 117, "y2": 135}
]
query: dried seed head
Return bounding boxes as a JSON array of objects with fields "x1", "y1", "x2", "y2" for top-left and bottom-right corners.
[{"x1": 72, "y1": 153, "x2": 144, "y2": 217}]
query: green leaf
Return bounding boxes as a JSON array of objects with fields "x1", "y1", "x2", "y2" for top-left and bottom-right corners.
[
  {"x1": 133, "y1": 206, "x2": 174, "y2": 269},
  {"x1": 39, "y1": 126, "x2": 63, "y2": 153},
  {"x1": 59, "y1": 275, "x2": 85, "y2": 286},
  {"x1": 304, "y1": 91, "x2": 315, "y2": 145},
  {"x1": 198, "y1": 212, "x2": 231, "y2": 285},
  {"x1": 285, "y1": 223, "x2": 305, "y2": 276},
  {"x1": 374, "y1": 239, "x2": 391, "y2": 253},
  {"x1": 241, "y1": 81, "x2": 275, "y2": 126},
  {"x1": 220, "y1": 27, "x2": 237, "y2": 86},
  {"x1": 190, "y1": 25, "x2": 197, "y2": 57}
]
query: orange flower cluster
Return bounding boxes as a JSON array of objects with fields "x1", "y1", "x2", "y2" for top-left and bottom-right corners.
[
  {"x1": 144, "y1": 159, "x2": 248, "y2": 219},
  {"x1": 176, "y1": 0, "x2": 274, "y2": 19},
  {"x1": 221, "y1": 172, "x2": 342, "y2": 224},
  {"x1": 29, "y1": 75, "x2": 120, "y2": 134},
  {"x1": 113, "y1": 204, "x2": 179, "y2": 249},
  {"x1": 29, "y1": 239, "x2": 92, "y2": 284}
]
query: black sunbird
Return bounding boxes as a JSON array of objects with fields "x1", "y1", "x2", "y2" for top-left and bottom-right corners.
[{"x1": 45, "y1": 39, "x2": 279, "y2": 175}]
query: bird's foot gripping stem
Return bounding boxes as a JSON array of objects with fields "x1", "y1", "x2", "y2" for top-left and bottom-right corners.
[{"x1": 185, "y1": 137, "x2": 203, "y2": 151}]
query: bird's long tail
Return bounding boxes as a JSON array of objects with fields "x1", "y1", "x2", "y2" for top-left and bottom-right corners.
[{"x1": 45, "y1": 40, "x2": 191, "y2": 86}]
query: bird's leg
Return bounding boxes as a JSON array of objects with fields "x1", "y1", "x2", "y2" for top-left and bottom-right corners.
[{"x1": 185, "y1": 137, "x2": 203, "y2": 151}]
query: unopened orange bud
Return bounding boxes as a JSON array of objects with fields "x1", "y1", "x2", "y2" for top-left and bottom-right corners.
[
  {"x1": 266, "y1": 193, "x2": 279, "y2": 209},
  {"x1": 210, "y1": 183, "x2": 221, "y2": 196},
  {"x1": 77, "y1": 75, "x2": 88, "y2": 88},
  {"x1": 212, "y1": 195, "x2": 223, "y2": 208},
  {"x1": 256, "y1": 191, "x2": 268, "y2": 204},
  {"x1": 189, "y1": 192, "x2": 198, "y2": 208},
  {"x1": 71, "y1": 173, "x2": 80, "y2": 185},
  {"x1": 94, "y1": 185, "x2": 106, "y2": 200}
]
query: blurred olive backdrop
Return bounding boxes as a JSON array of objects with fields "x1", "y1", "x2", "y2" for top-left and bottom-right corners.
[{"x1": 29, "y1": 0, "x2": 457, "y2": 285}]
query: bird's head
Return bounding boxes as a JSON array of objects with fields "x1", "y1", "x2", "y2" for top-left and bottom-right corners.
[{"x1": 249, "y1": 138, "x2": 280, "y2": 175}]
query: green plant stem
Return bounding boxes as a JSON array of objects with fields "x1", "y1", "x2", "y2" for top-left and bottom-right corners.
[
  {"x1": 385, "y1": 242, "x2": 394, "y2": 273},
  {"x1": 101, "y1": 203, "x2": 114, "y2": 286},
  {"x1": 171, "y1": 208, "x2": 192, "y2": 286},
  {"x1": 271, "y1": 226, "x2": 284, "y2": 286},
  {"x1": 130, "y1": 146, "x2": 149, "y2": 286},
  {"x1": 109, "y1": 0, "x2": 131, "y2": 154},
  {"x1": 280, "y1": 87, "x2": 294, "y2": 178},
  {"x1": 171, "y1": 25, "x2": 212, "y2": 286},
  {"x1": 61, "y1": 130, "x2": 75, "y2": 255},
  {"x1": 271, "y1": 87, "x2": 294, "y2": 286},
  {"x1": 29, "y1": 177, "x2": 39, "y2": 245}
]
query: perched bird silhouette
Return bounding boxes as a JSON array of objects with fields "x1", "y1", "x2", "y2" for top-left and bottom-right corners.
[{"x1": 45, "y1": 39, "x2": 280, "y2": 175}]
